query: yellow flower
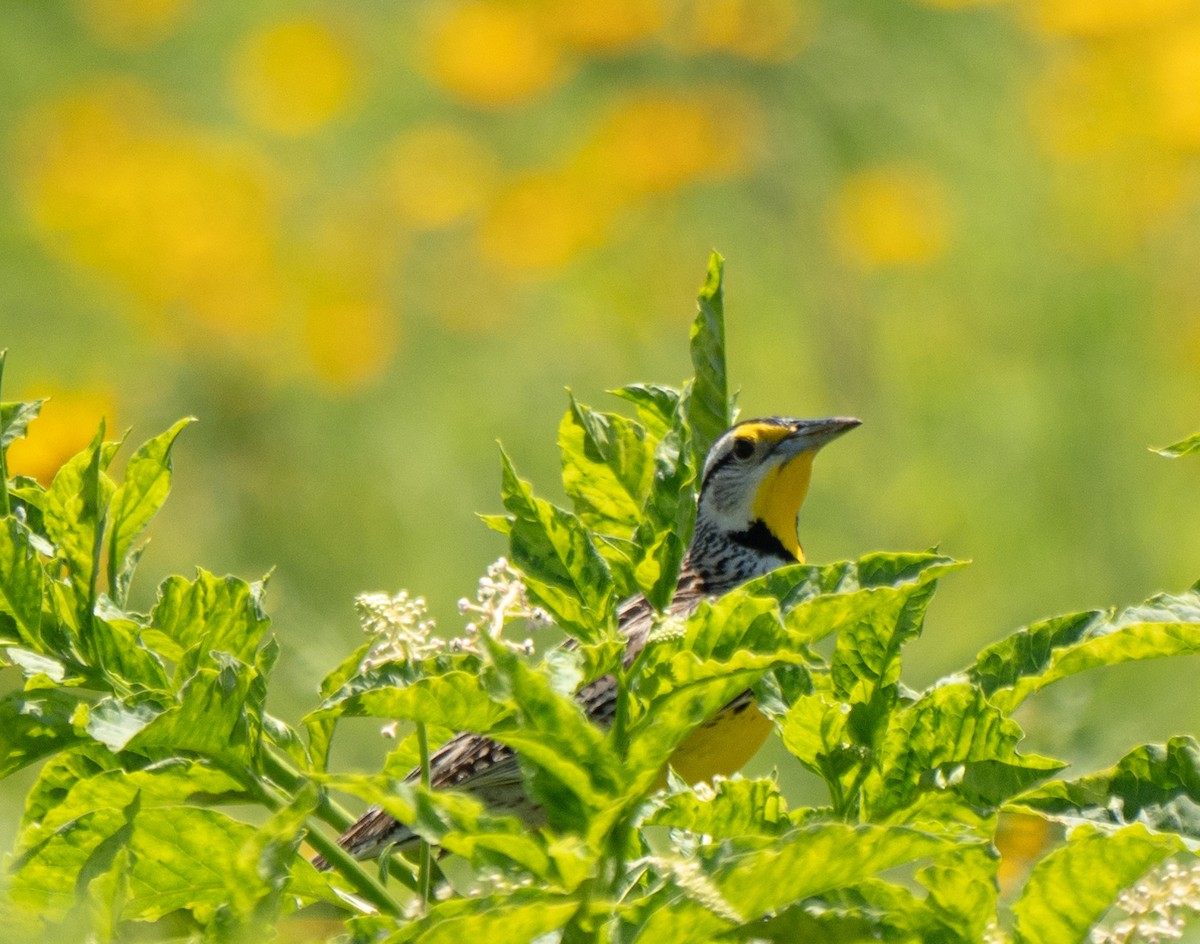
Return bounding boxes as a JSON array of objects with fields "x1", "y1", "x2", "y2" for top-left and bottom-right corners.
[
  {"x1": 478, "y1": 172, "x2": 612, "y2": 272},
  {"x1": 1154, "y1": 22, "x2": 1200, "y2": 151},
  {"x1": 1027, "y1": 48, "x2": 1144, "y2": 158},
  {"x1": 289, "y1": 205, "x2": 403, "y2": 391},
  {"x1": 6, "y1": 387, "x2": 117, "y2": 485},
  {"x1": 15, "y1": 81, "x2": 284, "y2": 344},
  {"x1": 302, "y1": 294, "x2": 398, "y2": 392},
  {"x1": 1029, "y1": 0, "x2": 1193, "y2": 37},
  {"x1": 76, "y1": 0, "x2": 191, "y2": 48},
  {"x1": 231, "y1": 18, "x2": 359, "y2": 135},
  {"x1": 574, "y1": 92, "x2": 759, "y2": 198},
  {"x1": 382, "y1": 125, "x2": 497, "y2": 228},
  {"x1": 544, "y1": 0, "x2": 665, "y2": 52},
  {"x1": 829, "y1": 166, "x2": 951, "y2": 269},
  {"x1": 663, "y1": 0, "x2": 813, "y2": 61},
  {"x1": 422, "y1": 1, "x2": 565, "y2": 106}
]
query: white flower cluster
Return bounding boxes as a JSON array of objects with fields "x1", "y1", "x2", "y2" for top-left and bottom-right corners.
[
  {"x1": 456, "y1": 557, "x2": 548, "y2": 654},
  {"x1": 1091, "y1": 860, "x2": 1200, "y2": 944},
  {"x1": 355, "y1": 559, "x2": 547, "y2": 673},
  {"x1": 355, "y1": 590, "x2": 440, "y2": 668},
  {"x1": 653, "y1": 855, "x2": 743, "y2": 925},
  {"x1": 355, "y1": 560, "x2": 548, "y2": 742},
  {"x1": 646, "y1": 614, "x2": 687, "y2": 647}
]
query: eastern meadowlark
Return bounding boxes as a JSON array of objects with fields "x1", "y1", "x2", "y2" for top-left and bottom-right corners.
[{"x1": 324, "y1": 415, "x2": 860, "y2": 864}]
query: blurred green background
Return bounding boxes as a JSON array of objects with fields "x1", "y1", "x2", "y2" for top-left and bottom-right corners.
[{"x1": 1, "y1": 0, "x2": 1198, "y2": 850}]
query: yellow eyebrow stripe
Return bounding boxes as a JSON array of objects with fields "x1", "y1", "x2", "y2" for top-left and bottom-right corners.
[{"x1": 735, "y1": 422, "x2": 792, "y2": 445}]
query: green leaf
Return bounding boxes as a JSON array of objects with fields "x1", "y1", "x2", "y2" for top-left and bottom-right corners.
[
  {"x1": 624, "y1": 655, "x2": 781, "y2": 786},
  {"x1": 686, "y1": 251, "x2": 732, "y2": 468},
  {"x1": 16, "y1": 758, "x2": 243, "y2": 853},
  {"x1": 780, "y1": 684, "x2": 857, "y2": 794},
  {"x1": 405, "y1": 786, "x2": 560, "y2": 879},
  {"x1": 558, "y1": 395, "x2": 654, "y2": 539},
  {"x1": 308, "y1": 669, "x2": 510, "y2": 733},
  {"x1": 644, "y1": 775, "x2": 790, "y2": 838},
  {"x1": 227, "y1": 783, "x2": 331, "y2": 930},
  {"x1": 147, "y1": 570, "x2": 271, "y2": 678},
  {"x1": 713, "y1": 824, "x2": 957, "y2": 923},
  {"x1": 633, "y1": 406, "x2": 696, "y2": 609},
  {"x1": 967, "y1": 587, "x2": 1200, "y2": 712},
  {"x1": 0, "y1": 688, "x2": 87, "y2": 779},
  {"x1": 915, "y1": 843, "x2": 1000, "y2": 943},
  {"x1": 333, "y1": 776, "x2": 573, "y2": 883},
  {"x1": 499, "y1": 448, "x2": 616, "y2": 643},
  {"x1": 83, "y1": 694, "x2": 164, "y2": 754},
  {"x1": 88, "y1": 654, "x2": 260, "y2": 761},
  {"x1": 371, "y1": 890, "x2": 578, "y2": 944},
  {"x1": 71, "y1": 789, "x2": 140, "y2": 942},
  {"x1": 829, "y1": 575, "x2": 947, "y2": 704},
  {"x1": 483, "y1": 638, "x2": 623, "y2": 837},
  {"x1": 750, "y1": 552, "x2": 965, "y2": 616},
  {"x1": 9, "y1": 807, "x2": 130, "y2": 922},
  {"x1": 670, "y1": 589, "x2": 789, "y2": 664},
  {"x1": 122, "y1": 806, "x2": 260, "y2": 923},
  {"x1": 43, "y1": 423, "x2": 114, "y2": 637},
  {"x1": 1012, "y1": 824, "x2": 1185, "y2": 944},
  {"x1": 90, "y1": 597, "x2": 170, "y2": 690},
  {"x1": 621, "y1": 590, "x2": 809, "y2": 793},
  {"x1": 0, "y1": 514, "x2": 46, "y2": 648},
  {"x1": 106, "y1": 418, "x2": 194, "y2": 604},
  {"x1": 633, "y1": 823, "x2": 954, "y2": 942},
  {"x1": 763, "y1": 557, "x2": 965, "y2": 799},
  {"x1": 10, "y1": 763, "x2": 254, "y2": 925},
  {"x1": 723, "y1": 903, "x2": 889, "y2": 943},
  {"x1": 611, "y1": 383, "x2": 683, "y2": 441},
  {"x1": 1152, "y1": 432, "x2": 1200, "y2": 457},
  {"x1": 306, "y1": 638, "x2": 373, "y2": 771},
  {"x1": 0, "y1": 398, "x2": 45, "y2": 449},
  {"x1": 628, "y1": 861, "x2": 744, "y2": 943},
  {"x1": 816, "y1": 874, "x2": 985, "y2": 944},
  {"x1": 1012, "y1": 736, "x2": 1200, "y2": 840},
  {"x1": 870, "y1": 683, "x2": 1065, "y2": 817},
  {"x1": 18, "y1": 745, "x2": 121, "y2": 833}
]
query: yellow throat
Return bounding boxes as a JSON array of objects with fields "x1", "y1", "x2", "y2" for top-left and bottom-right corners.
[{"x1": 750, "y1": 450, "x2": 815, "y2": 562}]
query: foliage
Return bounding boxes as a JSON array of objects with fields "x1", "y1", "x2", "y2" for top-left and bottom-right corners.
[
  {"x1": 1154, "y1": 433, "x2": 1200, "y2": 459},
  {"x1": 0, "y1": 258, "x2": 1199, "y2": 943}
]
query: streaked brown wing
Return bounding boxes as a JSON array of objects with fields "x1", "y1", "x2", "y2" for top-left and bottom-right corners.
[{"x1": 323, "y1": 565, "x2": 711, "y2": 863}]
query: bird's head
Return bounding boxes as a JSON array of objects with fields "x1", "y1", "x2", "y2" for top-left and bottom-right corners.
[{"x1": 692, "y1": 416, "x2": 861, "y2": 572}]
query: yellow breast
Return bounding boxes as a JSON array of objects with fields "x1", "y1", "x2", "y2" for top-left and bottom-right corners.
[{"x1": 662, "y1": 699, "x2": 774, "y2": 785}]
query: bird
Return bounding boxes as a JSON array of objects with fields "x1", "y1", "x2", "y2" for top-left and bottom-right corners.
[{"x1": 320, "y1": 415, "x2": 860, "y2": 865}]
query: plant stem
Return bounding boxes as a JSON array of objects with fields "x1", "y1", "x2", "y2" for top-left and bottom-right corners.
[
  {"x1": 262, "y1": 746, "x2": 356, "y2": 832},
  {"x1": 416, "y1": 720, "x2": 433, "y2": 911},
  {"x1": 821, "y1": 755, "x2": 847, "y2": 816},
  {"x1": 842, "y1": 754, "x2": 875, "y2": 821},
  {"x1": 252, "y1": 752, "x2": 402, "y2": 917},
  {"x1": 304, "y1": 828, "x2": 403, "y2": 917}
]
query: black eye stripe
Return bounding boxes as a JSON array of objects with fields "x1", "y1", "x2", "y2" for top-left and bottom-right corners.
[
  {"x1": 732, "y1": 438, "x2": 755, "y2": 460},
  {"x1": 701, "y1": 436, "x2": 756, "y2": 490},
  {"x1": 700, "y1": 449, "x2": 737, "y2": 491}
]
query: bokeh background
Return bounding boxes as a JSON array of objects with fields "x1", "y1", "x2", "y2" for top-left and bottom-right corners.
[{"x1": 1, "y1": 0, "x2": 1199, "y2": 848}]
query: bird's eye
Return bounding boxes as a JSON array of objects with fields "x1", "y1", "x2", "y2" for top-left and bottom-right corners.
[{"x1": 731, "y1": 438, "x2": 755, "y2": 461}]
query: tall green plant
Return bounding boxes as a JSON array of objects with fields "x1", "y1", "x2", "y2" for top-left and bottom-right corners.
[{"x1": 1, "y1": 260, "x2": 1199, "y2": 943}]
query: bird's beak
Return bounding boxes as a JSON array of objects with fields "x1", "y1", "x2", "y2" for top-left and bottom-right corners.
[{"x1": 771, "y1": 416, "x2": 862, "y2": 459}]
